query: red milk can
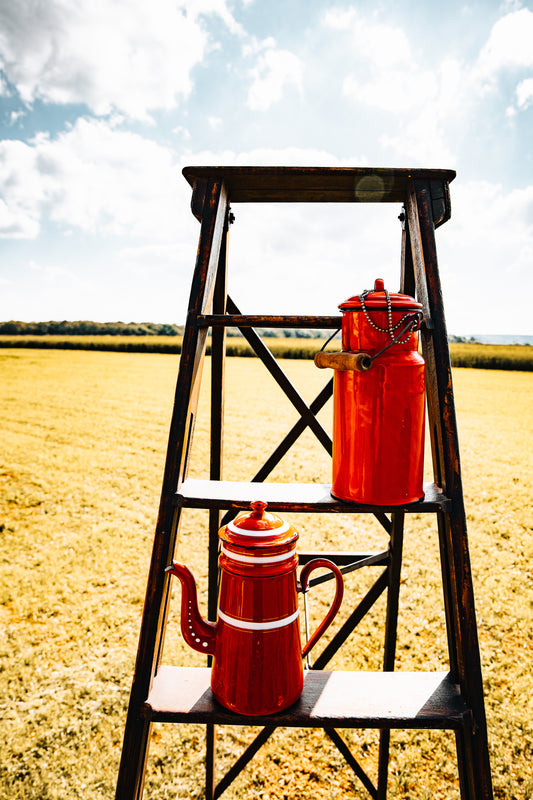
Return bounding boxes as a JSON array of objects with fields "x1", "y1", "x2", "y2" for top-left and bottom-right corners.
[
  {"x1": 166, "y1": 501, "x2": 344, "y2": 716},
  {"x1": 315, "y1": 278, "x2": 425, "y2": 505}
]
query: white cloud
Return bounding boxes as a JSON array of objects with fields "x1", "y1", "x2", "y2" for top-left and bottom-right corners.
[
  {"x1": 9, "y1": 110, "x2": 25, "y2": 124},
  {"x1": 187, "y1": 0, "x2": 245, "y2": 37},
  {"x1": 323, "y1": 10, "x2": 438, "y2": 113},
  {"x1": 342, "y1": 69, "x2": 436, "y2": 114},
  {"x1": 321, "y1": 10, "x2": 459, "y2": 163},
  {"x1": 29, "y1": 258, "x2": 91, "y2": 288},
  {"x1": 0, "y1": 118, "x2": 187, "y2": 239},
  {"x1": 179, "y1": 144, "x2": 365, "y2": 167},
  {"x1": 319, "y1": 7, "x2": 532, "y2": 165},
  {"x1": 324, "y1": 8, "x2": 412, "y2": 68},
  {"x1": 437, "y1": 180, "x2": 533, "y2": 334},
  {"x1": 476, "y1": 7, "x2": 533, "y2": 80},
  {"x1": 247, "y1": 45, "x2": 303, "y2": 111},
  {"x1": 515, "y1": 77, "x2": 533, "y2": 109},
  {"x1": 0, "y1": 0, "x2": 241, "y2": 120},
  {"x1": 473, "y1": 8, "x2": 533, "y2": 116},
  {"x1": 0, "y1": 196, "x2": 40, "y2": 238},
  {"x1": 379, "y1": 117, "x2": 455, "y2": 167},
  {"x1": 173, "y1": 125, "x2": 192, "y2": 140},
  {"x1": 0, "y1": 138, "x2": 45, "y2": 238}
]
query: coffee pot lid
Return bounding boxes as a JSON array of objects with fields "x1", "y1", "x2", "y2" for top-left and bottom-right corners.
[{"x1": 219, "y1": 501, "x2": 298, "y2": 547}]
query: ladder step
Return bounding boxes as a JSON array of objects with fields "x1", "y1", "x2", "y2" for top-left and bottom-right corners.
[
  {"x1": 198, "y1": 314, "x2": 342, "y2": 329},
  {"x1": 175, "y1": 479, "x2": 450, "y2": 513},
  {"x1": 144, "y1": 667, "x2": 472, "y2": 730}
]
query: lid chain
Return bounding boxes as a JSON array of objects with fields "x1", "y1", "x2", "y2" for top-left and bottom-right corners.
[{"x1": 359, "y1": 289, "x2": 418, "y2": 344}]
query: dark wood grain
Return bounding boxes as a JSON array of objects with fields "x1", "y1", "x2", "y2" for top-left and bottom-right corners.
[
  {"x1": 198, "y1": 314, "x2": 342, "y2": 329},
  {"x1": 144, "y1": 666, "x2": 472, "y2": 730},
  {"x1": 182, "y1": 166, "x2": 456, "y2": 204},
  {"x1": 174, "y1": 478, "x2": 450, "y2": 513},
  {"x1": 410, "y1": 178, "x2": 494, "y2": 799}
]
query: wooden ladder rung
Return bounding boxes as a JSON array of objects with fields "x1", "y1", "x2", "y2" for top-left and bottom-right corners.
[
  {"x1": 198, "y1": 314, "x2": 342, "y2": 329},
  {"x1": 144, "y1": 667, "x2": 472, "y2": 730},
  {"x1": 174, "y1": 479, "x2": 451, "y2": 513}
]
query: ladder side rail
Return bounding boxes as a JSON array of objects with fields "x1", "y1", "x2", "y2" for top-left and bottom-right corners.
[
  {"x1": 160, "y1": 178, "x2": 229, "y2": 500},
  {"x1": 152, "y1": 180, "x2": 229, "y2": 675},
  {"x1": 382, "y1": 513, "x2": 405, "y2": 673},
  {"x1": 377, "y1": 512, "x2": 405, "y2": 800},
  {"x1": 411, "y1": 179, "x2": 493, "y2": 800},
  {"x1": 151, "y1": 179, "x2": 229, "y2": 674},
  {"x1": 402, "y1": 196, "x2": 443, "y2": 492},
  {"x1": 206, "y1": 201, "x2": 230, "y2": 800},
  {"x1": 399, "y1": 207, "x2": 416, "y2": 298},
  {"x1": 410, "y1": 180, "x2": 461, "y2": 499},
  {"x1": 406, "y1": 187, "x2": 445, "y2": 490},
  {"x1": 411, "y1": 178, "x2": 482, "y2": 681},
  {"x1": 115, "y1": 179, "x2": 229, "y2": 800},
  {"x1": 208, "y1": 206, "x2": 229, "y2": 618}
]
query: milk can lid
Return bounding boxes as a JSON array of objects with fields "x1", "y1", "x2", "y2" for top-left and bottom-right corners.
[{"x1": 339, "y1": 278, "x2": 422, "y2": 311}]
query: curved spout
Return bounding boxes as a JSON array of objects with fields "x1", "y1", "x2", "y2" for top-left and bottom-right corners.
[{"x1": 165, "y1": 562, "x2": 216, "y2": 656}]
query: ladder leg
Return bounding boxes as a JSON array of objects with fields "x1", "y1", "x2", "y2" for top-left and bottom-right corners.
[
  {"x1": 439, "y1": 508, "x2": 494, "y2": 800},
  {"x1": 377, "y1": 512, "x2": 405, "y2": 800},
  {"x1": 204, "y1": 201, "x2": 229, "y2": 800},
  {"x1": 114, "y1": 504, "x2": 183, "y2": 800},
  {"x1": 115, "y1": 180, "x2": 229, "y2": 800},
  {"x1": 408, "y1": 180, "x2": 493, "y2": 800},
  {"x1": 206, "y1": 724, "x2": 217, "y2": 800}
]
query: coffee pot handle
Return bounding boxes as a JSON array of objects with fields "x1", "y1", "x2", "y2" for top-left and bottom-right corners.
[{"x1": 298, "y1": 559, "x2": 344, "y2": 659}]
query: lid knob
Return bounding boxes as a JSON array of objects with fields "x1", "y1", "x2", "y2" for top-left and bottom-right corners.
[
  {"x1": 374, "y1": 278, "x2": 385, "y2": 292},
  {"x1": 249, "y1": 500, "x2": 267, "y2": 519}
]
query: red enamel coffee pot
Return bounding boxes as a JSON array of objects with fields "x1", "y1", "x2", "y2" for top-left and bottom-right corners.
[
  {"x1": 166, "y1": 501, "x2": 344, "y2": 716},
  {"x1": 315, "y1": 278, "x2": 425, "y2": 505}
]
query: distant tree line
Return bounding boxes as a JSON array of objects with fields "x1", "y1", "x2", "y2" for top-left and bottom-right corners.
[
  {"x1": 0, "y1": 320, "x2": 477, "y2": 343},
  {"x1": 0, "y1": 320, "x2": 335, "y2": 338},
  {"x1": 0, "y1": 320, "x2": 185, "y2": 336}
]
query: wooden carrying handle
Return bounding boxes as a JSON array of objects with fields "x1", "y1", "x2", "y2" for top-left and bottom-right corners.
[{"x1": 314, "y1": 350, "x2": 373, "y2": 372}]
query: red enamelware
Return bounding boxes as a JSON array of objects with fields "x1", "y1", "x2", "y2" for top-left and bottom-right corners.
[
  {"x1": 316, "y1": 278, "x2": 425, "y2": 505},
  {"x1": 166, "y1": 501, "x2": 344, "y2": 715}
]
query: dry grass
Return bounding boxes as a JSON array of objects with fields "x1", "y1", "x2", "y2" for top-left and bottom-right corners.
[
  {"x1": 1, "y1": 336, "x2": 532, "y2": 371},
  {"x1": 0, "y1": 349, "x2": 532, "y2": 799}
]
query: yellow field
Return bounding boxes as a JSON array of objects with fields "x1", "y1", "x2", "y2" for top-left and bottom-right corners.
[
  {"x1": 1, "y1": 348, "x2": 532, "y2": 799},
  {"x1": 0, "y1": 335, "x2": 532, "y2": 370}
]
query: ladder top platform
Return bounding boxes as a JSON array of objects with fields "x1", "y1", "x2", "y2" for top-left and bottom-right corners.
[{"x1": 182, "y1": 166, "x2": 456, "y2": 203}]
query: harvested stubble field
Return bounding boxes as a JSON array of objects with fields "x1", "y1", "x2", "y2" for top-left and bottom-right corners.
[{"x1": 0, "y1": 348, "x2": 532, "y2": 799}]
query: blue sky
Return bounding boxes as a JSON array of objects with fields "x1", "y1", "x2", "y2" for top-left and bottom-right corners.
[{"x1": 0, "y1": 0, "x2": 532, "y2": 335}]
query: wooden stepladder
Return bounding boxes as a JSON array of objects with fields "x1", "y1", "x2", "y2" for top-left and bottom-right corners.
[{"x1": 115, "y1": 167, "x2": 493, "y2": 800}]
